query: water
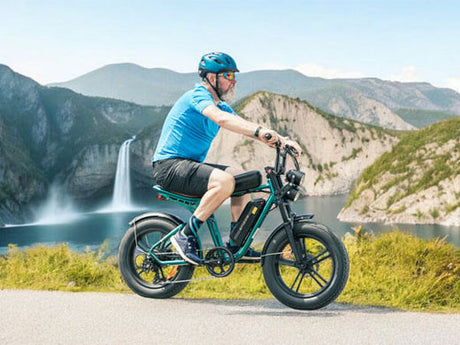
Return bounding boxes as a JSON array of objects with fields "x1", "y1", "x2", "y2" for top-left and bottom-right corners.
[{"x1": 1, "y1": 194, "x2": 459, "y2": 255}]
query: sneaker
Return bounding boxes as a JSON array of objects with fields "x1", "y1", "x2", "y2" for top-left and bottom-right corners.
[
  {"x1": 170, "y1": 233, "x2": 203, "y2": 266},
  {"x1": 226, "y1": 242, "x2": 261, "y2": 263}
]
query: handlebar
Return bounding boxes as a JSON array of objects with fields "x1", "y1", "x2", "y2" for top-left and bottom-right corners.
[
  {"x1": 265, "y1": 133, "x2": 298, "y2": 156},
  {"x1": 264, "y1": 134, "x2": 300, "y2": 173}
]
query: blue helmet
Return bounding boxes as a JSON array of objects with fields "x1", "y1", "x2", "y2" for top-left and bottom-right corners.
[{"x1": 198, "y1": 52, "x2": 239, "y2": 78}]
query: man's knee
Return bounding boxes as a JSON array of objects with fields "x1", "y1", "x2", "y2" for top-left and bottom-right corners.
[
  {"x1": 208, "y1": 169, "x2": 235, "y2": 196},
  {"x1": 225, "y1": 166, "x2": 244, "y2": 176}
]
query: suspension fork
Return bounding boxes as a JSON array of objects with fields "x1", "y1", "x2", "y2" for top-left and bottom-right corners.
[
  {"x1": 268, "y1": 169, "x2": 305, "y2": 262},
  {"x1": 278, "y1": 202, "x2": 306, "y2": 262}
]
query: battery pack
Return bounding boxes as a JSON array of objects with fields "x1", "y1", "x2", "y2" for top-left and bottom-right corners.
[{"x1": 230, "y1": 198, "x2": 266, "y2": 246}]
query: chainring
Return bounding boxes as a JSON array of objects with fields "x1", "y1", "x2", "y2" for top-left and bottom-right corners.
[{"x1": 204, "y1": 247, "x2": 235, "y2": 278}]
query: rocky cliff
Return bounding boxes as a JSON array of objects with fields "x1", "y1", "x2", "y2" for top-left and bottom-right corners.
[
  {"x1": 338, "y1": 117, "x2": 460, "y2": 226},
  {"x1": 0, "y1": 64, "x2": 168, "y2": 223},
  {"x1": 207, "y1": 92, "x2": 399, "y2": 195}
]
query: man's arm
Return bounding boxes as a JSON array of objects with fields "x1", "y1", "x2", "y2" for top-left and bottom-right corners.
[
  {"x1": 202, "y1": 104, "x2": 280, "y2": 147},
  {"x1": 202, "y1": 104, "x2": 302, "y2": 154}
]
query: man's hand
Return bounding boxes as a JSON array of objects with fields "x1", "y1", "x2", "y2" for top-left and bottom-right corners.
[
  {"x1": 284, "y1": 138, "x2": 303, "y2": 157},
  {"x1": 259, "y1": 129, "x2": 281, "y2": 147}
]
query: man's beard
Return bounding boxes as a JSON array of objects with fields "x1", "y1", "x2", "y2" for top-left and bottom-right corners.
[{"x1": 220, "y1": 85, "x2": 236, "y2": 103}]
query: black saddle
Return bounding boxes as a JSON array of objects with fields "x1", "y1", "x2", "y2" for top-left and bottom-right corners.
[{"x1": 233, "y1": 170, "x2": 262, "y2": 194}]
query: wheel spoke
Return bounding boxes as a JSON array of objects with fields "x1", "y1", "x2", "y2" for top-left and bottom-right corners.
[
  {"x1": 136, "y1": 266, "x2": 147, "y2": 275},
  {"x1": 309, "y1": 269, "x2": 328, "y2": 287},
  {"x1": 290, "y1": 270, "x2": 302, "y2": 290},
  {"x1": 310, "y1": 249, "x2": 331, "y2": 265},
  {"x1": 295, "y1": 272, "x2": 307, "y2": 292},
  {"x1": 154, "y1": 267, "x2": 166, "y2": 283},
  {"x1": 278, "y1": 258, "x2": 296, "y2": 267},
  {"x1": 138, "y1": 238, "x2": 150, "y2": 252}
]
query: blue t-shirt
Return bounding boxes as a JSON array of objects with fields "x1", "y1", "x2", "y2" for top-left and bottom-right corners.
[{"x1": 153, "y1": 85, "x2": 236, "y2": 162}]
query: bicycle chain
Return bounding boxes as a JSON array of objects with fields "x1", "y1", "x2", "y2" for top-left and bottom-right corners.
[{"x1": 160, "y1": 250, "x2": 292, "y2": 285}]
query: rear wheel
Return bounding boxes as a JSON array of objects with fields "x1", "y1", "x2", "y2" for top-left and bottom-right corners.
[
  {"x1": 118, "y1": 218, "x2": 195, "y2": 298},
  {"x1": 262, "y1": 223, "x2": 349, "y2": 310}
]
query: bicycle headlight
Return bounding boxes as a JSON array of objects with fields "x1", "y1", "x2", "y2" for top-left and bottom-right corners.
[
  {"x1": 286, "y1": 186, "x2": 301, "y2": 202},
  {"x1": 286, "y1": 170, "x2": 305, "y2": 186}
]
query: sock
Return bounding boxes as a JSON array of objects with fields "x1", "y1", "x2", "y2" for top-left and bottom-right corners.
[
  {"x1": 181, "y1": 215, "x2": 204, "y2": 237},
  {"x1": 229, "y1": 222, "x2": 238, "y2": 246}
]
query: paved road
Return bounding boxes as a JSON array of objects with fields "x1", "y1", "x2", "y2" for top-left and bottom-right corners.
[{"x1": 1, "y1": 290, "x2": 459, "y2": 345}]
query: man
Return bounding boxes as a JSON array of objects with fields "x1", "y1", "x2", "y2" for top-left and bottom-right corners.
[{"x1": 152, "y1": 52, "x2": 302, "y2": 265}]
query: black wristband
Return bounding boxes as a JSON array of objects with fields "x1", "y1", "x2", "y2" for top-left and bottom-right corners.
[{"x1": 254, "y1": 126, "x2": 262, "y2": 137}]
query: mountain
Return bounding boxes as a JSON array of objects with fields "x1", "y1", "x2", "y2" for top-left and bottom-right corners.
[
  {"x1": 207, "y1": 91, "x2": 400, "y2": 196},
  {"x1": 51, "y1": 63, "x2": 460, "y2": 129},
  {"x1": 52, "y1": 64, "x2": 199, "y2": 107},
  {"x1": 0, "y1": 63, "x2": 400, "y2": 223},
  {"x1": 0, "y1": 64, "x2": 168, "y2": 223},
  {"x1": 3, "y1": 63, "x2": 457, "y2": 226},
  {"x1": 338, "y1": 117, "x2": 460, "y2": 226}
]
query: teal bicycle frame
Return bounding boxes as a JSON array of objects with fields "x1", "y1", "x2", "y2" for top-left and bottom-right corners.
[{"x1": 148, "y1": 182, "x2": 276, "y2": 266}]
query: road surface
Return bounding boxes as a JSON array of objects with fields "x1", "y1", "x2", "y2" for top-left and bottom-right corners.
[{"x1": 1, "y1": 290, "x2": 459, "y2": 345}]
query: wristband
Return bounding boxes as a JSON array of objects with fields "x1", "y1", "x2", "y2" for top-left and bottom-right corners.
[{"x1": 254, "y1": 126, "x2": 262, "y2": 137}]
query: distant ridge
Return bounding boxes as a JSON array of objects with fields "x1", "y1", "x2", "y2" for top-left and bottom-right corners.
[
  {"x1": 51, "y1": 63, "x2": 460, "y2": 129},
  {"x1": 52, "y1": 63, "x2": 199, "y2": 106}
]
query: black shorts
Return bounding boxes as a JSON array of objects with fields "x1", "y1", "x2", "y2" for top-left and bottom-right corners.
[{"x1": 152, "y1": 158, "x2": 229, "y2": 196}]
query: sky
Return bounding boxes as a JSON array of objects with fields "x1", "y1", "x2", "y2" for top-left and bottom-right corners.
[{"x1": 1, "y1": 0, "x2": 460, "y2": 92}]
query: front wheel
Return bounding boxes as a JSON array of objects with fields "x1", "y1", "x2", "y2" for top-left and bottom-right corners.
[{"x1": 262, "y1": 222, "x2": 349, "y2": 310}]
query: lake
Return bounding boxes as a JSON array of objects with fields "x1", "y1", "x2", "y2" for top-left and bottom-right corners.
[{"x1": 1, "y1": 194, "x2": 459, "y2": 255}]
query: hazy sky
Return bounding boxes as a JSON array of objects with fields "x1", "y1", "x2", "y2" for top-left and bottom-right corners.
[{"x1": 2, "y1": 0, "x2": 459, "y2": 91}]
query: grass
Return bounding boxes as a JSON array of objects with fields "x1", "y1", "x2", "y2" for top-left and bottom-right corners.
[
  {"x1": 339, "y1": 229, "x2": 460, "y2": 312},
  {"x1": 1, "y1": 230, "x2": 459, "y2": 312},
  {"x1": 0, "y1": 242, "x2": 126, "y2": 292}
]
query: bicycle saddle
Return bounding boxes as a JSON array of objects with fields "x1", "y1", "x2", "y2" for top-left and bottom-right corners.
[{"x1": 233, "y1": 170, "x2": 262, "y2": 193}]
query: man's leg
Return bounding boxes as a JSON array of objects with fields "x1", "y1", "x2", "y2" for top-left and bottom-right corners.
[
  {"x1": 224, "y1": 166, "x2": 251, "y2": 222},
  {"x1": 193, "y1": 168, "x2": 235, "y2": 221},
  {"x1": 172, "y1": 168, "x2": 235, "y2": 265},
  {"x1": 223, "y1": 167, "x2": 261, "y2": 261}
]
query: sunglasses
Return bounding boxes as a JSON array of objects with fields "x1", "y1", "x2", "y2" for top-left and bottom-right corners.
[{"x1": 219, "y1": 72, "x2": 236, "y2": 81}]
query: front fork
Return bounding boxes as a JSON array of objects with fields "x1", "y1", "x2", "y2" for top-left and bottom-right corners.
[
  {"x1": 266, "y1": 169, "x2": 312, "y2": 263},
  {"x1": 275, "y1": 198, "x2": 314, "y2": 263}
]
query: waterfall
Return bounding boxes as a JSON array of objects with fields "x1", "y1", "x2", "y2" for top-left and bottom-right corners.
[
  {"x1": 32, "y1": 184, "x2": 81, "y2": 225},
  {"x1": 111, "y1": 137, "x2": 135, "y2": 210}
]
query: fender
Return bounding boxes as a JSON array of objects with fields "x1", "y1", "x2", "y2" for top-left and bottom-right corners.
[{"x1": 128, "y1": 212, "x2": 184, "y2": 227}]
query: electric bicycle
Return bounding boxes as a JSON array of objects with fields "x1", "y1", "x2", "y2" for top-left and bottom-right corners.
[{"x1": 118, "y1": 141, "x2": 349, "y2": 310}]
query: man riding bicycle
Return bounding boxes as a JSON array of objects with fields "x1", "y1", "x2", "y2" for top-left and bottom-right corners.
[{"x1": 152, "y1": 52, "x2": 302, "y2": 265}]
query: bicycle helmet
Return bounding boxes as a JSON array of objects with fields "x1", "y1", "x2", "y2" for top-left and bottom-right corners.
[{"x1": 198, "y1": 52, "x2": 239, "y2": 78}]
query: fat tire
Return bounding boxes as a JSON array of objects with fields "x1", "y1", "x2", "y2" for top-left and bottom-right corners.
[
  {"x1": 118, "y1": 218, "x2": 195, "y2": 299},
  {"x1": 263, "y1": 222, "x2": 349, "y2": 310}
]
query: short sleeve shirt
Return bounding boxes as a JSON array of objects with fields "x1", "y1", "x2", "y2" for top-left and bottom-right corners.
[{"x1": 152, "y1": 84, "x2": 236, "y2": 162}]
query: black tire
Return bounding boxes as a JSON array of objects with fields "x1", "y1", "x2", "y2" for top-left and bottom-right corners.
[
  {"x1": 262, "y1": 222, "x2": 349, "y2": 310},
  {"x1": 118, "y1": 217, "x2": 195, "y2": 298}
]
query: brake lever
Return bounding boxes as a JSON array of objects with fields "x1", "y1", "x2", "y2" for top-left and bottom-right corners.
[{"x1": 285, "y1": 145, "x2": 300, "y2": 170}]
